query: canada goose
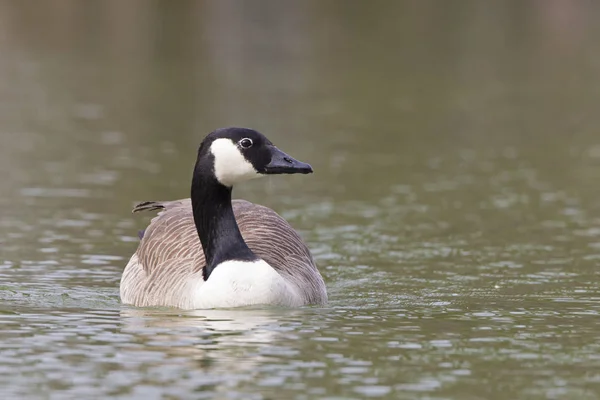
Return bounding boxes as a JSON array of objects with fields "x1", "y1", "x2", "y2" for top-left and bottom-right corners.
[{"x1": 120, "y1": 127, "x2": 327, "y2": 309}]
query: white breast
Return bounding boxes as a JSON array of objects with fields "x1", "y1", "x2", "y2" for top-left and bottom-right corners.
[{"x1": 192, "y1": 259, "x2": 304, "y2": 309}]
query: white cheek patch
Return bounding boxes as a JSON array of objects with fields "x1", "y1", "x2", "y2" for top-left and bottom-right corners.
[{"x1": 210, "y1": 138, "x2": 261, "y2": 186}]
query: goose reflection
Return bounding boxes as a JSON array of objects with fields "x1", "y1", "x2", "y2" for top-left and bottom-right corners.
[{"x1": 119, "y1": 307, "x2": 300, "y2": 349}]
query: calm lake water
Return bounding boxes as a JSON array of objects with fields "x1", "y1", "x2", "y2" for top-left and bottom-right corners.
[{"x1": 2, "y1": 1, "x2": 600, "y2": 399}]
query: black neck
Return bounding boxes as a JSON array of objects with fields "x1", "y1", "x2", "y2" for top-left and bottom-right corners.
[{"x1": 191, "y1": 163, "x2": 257, "y2": 281}]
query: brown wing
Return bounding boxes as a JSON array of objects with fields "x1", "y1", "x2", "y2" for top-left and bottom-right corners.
[
  {"x1": 134, "y1": 199, "x2": 203, "y2": 275},
  {"x1": 233, "y1": 201, "x2": 326, "y2": 305}
]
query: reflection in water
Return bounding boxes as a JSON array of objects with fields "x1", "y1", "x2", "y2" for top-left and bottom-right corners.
[
  {"x1": 121, "y1": 307, "x2": 288, "y2": 344},
  {"x1": 118, "y1": 308, "x2": 291, "y2": 388},
  {"x1": 1, "y1": 1, "x2": 600, "y2": 399}
]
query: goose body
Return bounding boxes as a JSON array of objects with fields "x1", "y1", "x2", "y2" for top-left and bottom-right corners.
[{"x1": 120, "y1": 128, "x2": 327, "y2": 309}]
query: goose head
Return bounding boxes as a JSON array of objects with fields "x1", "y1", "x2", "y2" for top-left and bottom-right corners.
[{"x1": 196, "y1": 127, "x2": 313, "y2": 187}]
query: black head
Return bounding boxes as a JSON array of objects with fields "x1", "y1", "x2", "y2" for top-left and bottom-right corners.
[{"x1": 196, "y1": 127, "x2": 313, "y2": 187}]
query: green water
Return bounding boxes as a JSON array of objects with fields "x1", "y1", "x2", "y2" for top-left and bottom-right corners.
[{"x1": 1, "y1": 1, "x2": 600, "y2": 399}]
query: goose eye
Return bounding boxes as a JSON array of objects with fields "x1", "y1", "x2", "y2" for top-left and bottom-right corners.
[{"x1": 239, "y1": 138, "x2": 253, "y2": 149}]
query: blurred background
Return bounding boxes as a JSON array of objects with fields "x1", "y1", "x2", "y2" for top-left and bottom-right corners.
[{"x1": 1, "y1": 1, "x2": 600, "y2": 399}]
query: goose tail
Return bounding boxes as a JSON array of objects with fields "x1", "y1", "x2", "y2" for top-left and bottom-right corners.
[{"x1": 132, "y1": 201, "x2": 167, "y2": 213}]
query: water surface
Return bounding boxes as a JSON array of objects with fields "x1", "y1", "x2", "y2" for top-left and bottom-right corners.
[{"x1": 1, "y1": 1, "x2": 600, "y2": 399}]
